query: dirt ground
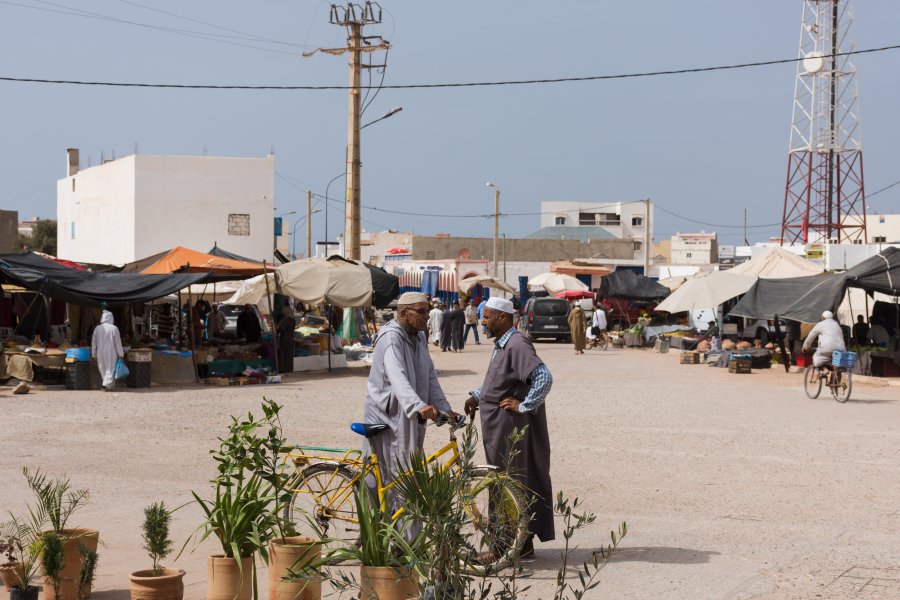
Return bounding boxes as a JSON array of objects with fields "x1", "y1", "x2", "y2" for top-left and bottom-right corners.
[{"x1": 2, "y1": 340, "x2": 899, "y2": 599}]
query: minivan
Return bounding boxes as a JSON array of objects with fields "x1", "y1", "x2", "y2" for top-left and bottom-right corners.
[{"x1": 520, "y1": 297, "x2": 571, "y2": 342}]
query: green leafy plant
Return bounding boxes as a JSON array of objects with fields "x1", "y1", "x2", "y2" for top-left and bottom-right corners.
[
  {"x1": 76, "y1": 543, "x2": 99, "y2": 600},
  {"x1": 0, "y1": 517, "x2": 43, "y2": 590},
  {"x1": 23, "y1": 468, "x2": 89, "y2": 534},
  {"x1": 141, "y1": 502, "x2": 173, "y2": 573},
  {"x1": 42, "y1": 532, "x2": 65, "y2": 600}
]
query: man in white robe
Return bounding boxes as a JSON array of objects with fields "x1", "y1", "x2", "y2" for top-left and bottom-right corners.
[
  {"x1": 91, "y1": 310, "x2": 124, "y2": 391},
  {"x1": 427, "y1": 302, "x2": 444, "y2": 346},
  {"x1": 362, "y1": 292, "x2": 460, "y2": 504}
]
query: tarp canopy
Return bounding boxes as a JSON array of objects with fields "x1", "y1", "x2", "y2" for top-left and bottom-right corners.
[
  {"x1": 600, "y1": 269, "x2": 670, "y2": 300},
  {"x1": 729, "y1": 247, "x2": 823, "y2": 278},
  {"x1": 527, "y1": 272, "x2": 588, "y2": 295},
  {"x1": 655, "y1": 271, "x2": 756, "y2": 314},
  {"x1": 208, "y1": 244, "x2": 262, "y2": 264},
  {"x1": 275, "y1": 256, "x2": 399, "y2": 308},
  {"x1": 122, "y1": 246, "x2": 266, "y2": 280},
  {"x1": 459, "y1": 274, "x2": 516, "y2": 295},
  {"x1": 0, "y1": 252, "x2": 209, "y2": 308},
  {"x1": 729, "y1": 247, "x2": 900, "y2": 322}
]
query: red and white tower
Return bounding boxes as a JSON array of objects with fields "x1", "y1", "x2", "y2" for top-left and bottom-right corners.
[{"x1": 781, "y1": 0, "x2": 867, "y2": 245}]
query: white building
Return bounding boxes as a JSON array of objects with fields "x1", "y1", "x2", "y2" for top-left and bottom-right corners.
[
  {"x1": 57, "y1": 149, "x2": 275, "y2": 265},
  {"x1": 535, "y1": 200, "x2": 653, "y2": 261},
  {"x1": 670, "y1": 232, "x2": 718, "y2": 265}
]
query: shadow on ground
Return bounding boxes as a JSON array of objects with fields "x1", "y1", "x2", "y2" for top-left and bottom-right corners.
[
  {"x1": 89, "y1": 590, "x2": 130, "y2": 600},
  {"x1": 527, "y1": 546, "x2": 719, "y2": 573}
]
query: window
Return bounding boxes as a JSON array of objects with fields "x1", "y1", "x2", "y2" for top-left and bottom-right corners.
[
  {"x1": 631, "y1": 216, "x2": 643, "y2": 227},
  {"x1": 71, "y1": 222, "x2": 75, "y2": 240},
  {"x1": 555, "y1": 216, "x2": 566, "y2": 226},
  {"x1": 228, "y1": 214, "x2": 251, "y2": 236},
  {"x1": 874, "y1": 236, "x2": 887, "y2": 243},
  {"x1": 71, "y1": 178, "x2": 76, "y2": 192},
  {"x1": 633, "y1": 241, "x2": 642, "y2": 251},
  {"x1": 426, "y1": 251, "x2": 435, "y2": 260},
  {"x1": 686, "y1": 252, "x2": 692, "y2": 258}
]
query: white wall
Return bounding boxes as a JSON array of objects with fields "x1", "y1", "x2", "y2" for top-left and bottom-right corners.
[
  {"x1": 57, "y1": 156, "x2": 137, "y2": 264},
  {"x1": 134, "y1": 155, "x2": 274, "y2": 263}
]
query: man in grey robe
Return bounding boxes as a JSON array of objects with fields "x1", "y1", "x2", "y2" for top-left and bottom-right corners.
[
  {"x1": 465, "y1": 296, "x2": 555, "y2": 557},
  {"x1": 362, "y1": 292, "x2": 461, "y2": 507}
]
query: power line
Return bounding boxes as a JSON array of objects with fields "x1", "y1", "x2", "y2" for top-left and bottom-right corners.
[
  {"x1": 0, "y1": 43, "x2": 898, "y2": 89},
  {"x1": 654, "y1": 204, "x2": 781, "y2": 229},
  {"x1": 867, "y1": 178, "x2": 900, "y2": 198}
]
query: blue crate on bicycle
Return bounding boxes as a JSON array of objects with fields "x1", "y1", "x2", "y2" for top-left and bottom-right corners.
[{"x1": 831, "y1": 351, "x2": 857, "y2": 368}]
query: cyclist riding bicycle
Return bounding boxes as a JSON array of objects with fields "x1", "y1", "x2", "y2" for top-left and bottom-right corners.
[{"x1": 801, "y1": 311, "x2": 846, "y2": 376}]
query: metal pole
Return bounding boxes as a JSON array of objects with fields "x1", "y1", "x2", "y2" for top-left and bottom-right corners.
[
  {"x1": 306, "y1": 191, "x2": 313, "y2": 259},
  {"x1": 502, "y1": 233, "x2": 507, "y2": 295},
  {"x1": 345, "y1": 22, "x2": 362, "y2": 260},
  {"x1": 644, "y1": 198, "x2": 651, "y2": 276},
  {"x1": 493, "y1": 188, "x2": 500, "y2": 277},
  {"x1": 263, "y1": 261, "x2": 279, "y2": 374}
]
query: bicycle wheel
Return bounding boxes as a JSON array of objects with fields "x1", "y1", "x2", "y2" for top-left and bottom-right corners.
[
  {"x1": 459, "y1": 467, "x2": 529, "y2": 575},
  {"x1": 284, "y1": 463, "x2": 360, "y2": 548},
  {"x1": 831, "y1": 369, "x2": 852, "y2": 403},
  {"x1": 803, "y1": 365, "x2": 822, "y2": 399},
  {"x1": 598, "y1": 334, "x2": 609, "y2": 351}
]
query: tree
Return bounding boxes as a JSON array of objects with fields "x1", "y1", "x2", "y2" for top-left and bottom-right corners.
[{"x1": 17, "y1": 219, "x2": 57, "y2": 255}]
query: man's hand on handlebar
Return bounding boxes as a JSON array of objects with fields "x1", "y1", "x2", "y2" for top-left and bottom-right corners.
[
  {"x1": 418, "y1": 405, "x2": 438, "y2": 421},
  {"x1": 464, "y1": 396, "x2": 479, "y2": 419}
]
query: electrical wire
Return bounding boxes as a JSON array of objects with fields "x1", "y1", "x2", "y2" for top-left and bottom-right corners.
[
  {"x1": 0, "y1": 43, "x2": 897, "y2": 89},
  {"x1": 654, "y1": 204, "x2": 782, "y2": 229},
  {"x1": 361, "y1": 47, "x2": 389, "y2": 117},
  {"x1": 867, "y1": 178, "x2": 900, "y2": 198}
]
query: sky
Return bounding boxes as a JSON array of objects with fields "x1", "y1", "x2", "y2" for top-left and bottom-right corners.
[{"x1": 0, "y1": 1, "x2": 899, "y2": 248}]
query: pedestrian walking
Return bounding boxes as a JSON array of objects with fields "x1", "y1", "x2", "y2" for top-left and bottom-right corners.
[
  {"x1": 440, "y1": 303, "x2": 452, "y2": 352},
  {"x1": 449, "y1": 300, "x2": 465, "y2": 352},
  {"x1": 428, "y1": 302, "x2": 444, "y2": 346},
  {"x1": 464, "y1": 296, "x2": 555, "y2": 558},
  {"x1": 477, "y1": 296, "x2": 487, "y2": 334},
  {"x1": 91, "y1": 309, "x2": 124, "y2": 392},
  {"x1": 464, "y1": 299, "x2": 481, "y2": 345},
  {"x1": 567, "y1": 302, "x2": 586, "y2": 354}
]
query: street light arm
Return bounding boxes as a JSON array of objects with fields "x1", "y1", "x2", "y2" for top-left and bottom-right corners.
[{"x1": 360, "y1": 106, "x2": 403, "y2": 129}]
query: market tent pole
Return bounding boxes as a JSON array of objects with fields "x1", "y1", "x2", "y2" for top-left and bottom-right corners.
[
  {"x1": 186, "y1": 263, "x2": 200, "y2": 383},
  {"x1": 327, "y1": 303, "x2": 332, "y2": 373},
  {"x1": 263, "y1": 261, "x2": 278, "y2": 374},
  {"x1": 176, "y1": 292, "x2": 183, "y2": 350},
  {"x1": 772, "y1": 315, "x2": 790, "y2": 373}
]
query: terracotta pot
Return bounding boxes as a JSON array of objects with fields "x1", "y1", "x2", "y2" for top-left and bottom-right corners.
[
  {"x1": 43, "y1": 528, "x2": 100, "y2": 600},
  {"x1": 129, "y1": 569, "x2": 186, "y2": 600},
  {"x1": 359, "y1": 566, "x2": 419, "y2": 600},
  {"x1": 207, "y1": 555, "x2": 253, "y2": 600},
  {"x1": 267, "y1": 537, "x2": 321, "y2": 600},
  {"x1": 0, "y1": 562, "x2": 27, "y2": 589}
]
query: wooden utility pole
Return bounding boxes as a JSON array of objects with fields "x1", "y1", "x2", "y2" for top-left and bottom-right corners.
[
  {"x1": 493, "y1": 188, "x2": 500, "y2": 277},
  {"x1": 304, "y1": 2, "x2": 389, "y2": 261},
  {"x1": 306, "y1": 191, "x2": 313, "y2": 258},
  {"x1": 644, "y1": 198, "x2": 651, "y2": 276}
]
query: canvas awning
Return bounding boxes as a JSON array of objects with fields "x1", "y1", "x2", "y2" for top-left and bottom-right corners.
[
  {"x1": 123, "y1": 246, "x2": 266, "y2": 280},
  {"x1": 600, "y1": 270, "x2": 670, "y2": 300},
  {"x1": 0, "y1": 253, "x2": 209, "y2": 307},
  {"x1": 458, "y1": 274, "x2": 516, "y2": 295},
  {"x1": 528, "y1": 273, "x2": 589, "y2": 295},
  {"x1": 729, "y1": 247, "x2": 823, "y2": 278},
  {"x1": 275, "y1": 256, "x2": 399, "y2": 308},
  {"x1": 655, "y1": 271, "x2": 756, "y2": 314}
]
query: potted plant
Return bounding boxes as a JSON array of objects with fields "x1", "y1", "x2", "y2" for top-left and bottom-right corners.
[
  {"x1": 295, "y1": 483, "x2": 418, "y2": 600},
  {"x1": 22, "y1": 469, "x2": 96, "y2": 600},
  {"x1": 42, "y1": 533, "x2": 65, "y2": 600},
  {"x1": 0, "y1": 517, "x2": 44, "y2": 600},
  {"x1": 75, "y1": 543, "x2": 98, "y2": 600},
  {"x1": 129, "y1": 502, "x2": 184, "y2": 600}
]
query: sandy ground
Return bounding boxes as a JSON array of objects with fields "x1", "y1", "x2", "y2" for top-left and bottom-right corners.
[{"x1": 1, "y1": 340, "x2": 899, "y2": 600}]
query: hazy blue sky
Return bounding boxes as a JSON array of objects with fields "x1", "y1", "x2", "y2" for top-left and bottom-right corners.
[{"x1": 1, "y1": 1, "x2": 898, "y2": 248}]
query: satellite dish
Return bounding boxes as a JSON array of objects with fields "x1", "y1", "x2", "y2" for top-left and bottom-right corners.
[{"x1": 803, "y1": 51, "x2": 825, "y2": 74}]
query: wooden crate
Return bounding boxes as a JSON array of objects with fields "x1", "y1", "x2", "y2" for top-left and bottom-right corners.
[
  {"x1": 680, "y1": 351, "x2": 700, "y2": 365},
  {"x1": 654, "y1": 338, "x2": 670, "y2": 353},
  {"x1": 728, "y1": 358, "x2": 752, "y2": 374}
]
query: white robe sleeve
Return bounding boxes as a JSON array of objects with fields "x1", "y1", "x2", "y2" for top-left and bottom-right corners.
[{"x1": 382, "y1": 341, "x2": 428, "y2": 418}]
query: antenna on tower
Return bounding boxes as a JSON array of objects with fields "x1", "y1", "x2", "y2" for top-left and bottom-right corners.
[{"x1": 780, "y1": 0, "x2": 867, "y2": 245}]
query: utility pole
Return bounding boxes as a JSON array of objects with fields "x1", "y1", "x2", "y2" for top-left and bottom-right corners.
[
  {"x1": 306, "y1": 191, "x2": 313, "y2": 258},
  {"x1": 493, "y1": 189, "x2": 500, "y2": 277},
  {"x1": 644, "y1": 198, "x2": 651, "y2": 276},
  {"x1": 305, "y1": 2, "x2": 389, "y2": 260},
  {"x1": 743, "y1": 208, "x2": 749, "y2": 246}
]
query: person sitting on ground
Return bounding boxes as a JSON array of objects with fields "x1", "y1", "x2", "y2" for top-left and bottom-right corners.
[{"x1": 802, "y1": 311, "x2": 846, "y2": 370}]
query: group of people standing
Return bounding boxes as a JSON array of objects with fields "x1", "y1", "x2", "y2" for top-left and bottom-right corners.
[
  {"x1": 426, "y1": 297, "x2": 485, "y2": 353},
  {"x1": 567, "y1": 301, "x2": 608, "y2": 354}
]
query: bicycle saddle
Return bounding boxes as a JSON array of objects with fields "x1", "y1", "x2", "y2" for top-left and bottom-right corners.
[{"x1": 350, "y1": 422, "x2": 389, "y2": 438}]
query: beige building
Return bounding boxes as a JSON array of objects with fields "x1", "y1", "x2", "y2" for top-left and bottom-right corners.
[{"x1": 670, "y1": 232, "x2": 718, "y2": 265}]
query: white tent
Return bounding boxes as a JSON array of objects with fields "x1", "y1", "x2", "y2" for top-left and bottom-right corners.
[
  {"x1": 527, "y1": 272, "x2": 588, "y2": 295},
  {"x1": 276, "y1": 257, "x2": 373, "y2": 307},
  {"x1": 222, "y1": 273, "x2": 276, "y2": 307},
  {"x1": 459, "y1": 274, "x2": 516, "y2": 295},
  {"x1": 729, "y1": 247, "x2": 823, "y2": 278},
  {"x1": 655, "y1": 271, "x2": 757, "y2": 314}
]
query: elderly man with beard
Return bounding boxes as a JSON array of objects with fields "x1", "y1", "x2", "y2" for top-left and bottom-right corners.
[
  {"x1": 464, "y1": 296, "x2": 555, "y2": 558},
  {"x1": 362, "y1": 292, "x2": 462, "y2": 507}
]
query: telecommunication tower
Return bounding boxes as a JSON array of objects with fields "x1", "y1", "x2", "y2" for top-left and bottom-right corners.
[{"x1": 780, "y1": 0, "x2": 867, "y2": 245}]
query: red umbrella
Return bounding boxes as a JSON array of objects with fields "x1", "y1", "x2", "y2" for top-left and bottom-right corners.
[{"x1": 554, "y1": 290, "x2": 594, "y2": 300}]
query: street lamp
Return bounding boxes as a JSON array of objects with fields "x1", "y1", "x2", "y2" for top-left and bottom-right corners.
[
  {"x1": 291, "y1": 209, "x2": 322, "y2": 259},
  {"x1": 360, "y1": 106, "x2": 403, "y2": 130},
  {"x1": 486, "y1": 182, "x2": 500, "y2": 277}
]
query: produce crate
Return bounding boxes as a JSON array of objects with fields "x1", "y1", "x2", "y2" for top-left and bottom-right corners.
[
  {"x1": 126, "y1": 361, "x2": 151, "y2": 388},
  {"x1": 680, "y1": 351, "x2": 700, "y2": 365},
  {"x1": 728, "y1": 358, "x2": 752, "y2": 374},
  {"x1": 654, "y1": 338, "x2": 670, "y2": 353},
  {"x1": 831, "y1": 351, "x2": 857, "y2": 368},
  {"x1": 65, "y1": 361, "x2": 92, "y2": 390},
  {"x1": 126, "y1": 349, "x2": 152, "y2": 363},
  {"x1": 795, "y1": 352, "x2": 814, "y2": 368}
]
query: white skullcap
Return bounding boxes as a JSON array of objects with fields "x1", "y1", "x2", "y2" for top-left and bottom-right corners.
[
  {"x1": 485, "y1": 297, "x2": 515, "y2": 314},
  {"x1": 397, "y1": 292, "x2": 429, "y2": 305},
  {"x1": 822, "y1": 310, "x2": 834, "y2": 320}
]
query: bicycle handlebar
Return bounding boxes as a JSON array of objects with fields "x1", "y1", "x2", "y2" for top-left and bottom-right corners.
[{"x1": 417, "y1": 410, "x2": 466, "y2": 429}]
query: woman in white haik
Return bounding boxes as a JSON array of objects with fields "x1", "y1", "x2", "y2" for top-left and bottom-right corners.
[{"x1": 91, "y1": 309, "x2": 124, "y2": 391}]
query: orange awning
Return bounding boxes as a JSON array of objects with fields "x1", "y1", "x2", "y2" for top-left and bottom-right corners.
[{"x1": 139, "y1": 246, "x2": 266, "y2": 277}]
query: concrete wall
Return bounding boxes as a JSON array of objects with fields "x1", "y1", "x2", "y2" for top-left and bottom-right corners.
[
  {"x1": 671, "y1": 234, "x2": 718, "y2": 265},
  {"x1": 0, "y1": 210, "x2": 18, "y2": 253},
  {"x1": 57, "y1": 154, "x2": 275, "y2": 265},
  {"x1": 411, "y1": 236, "x2": 635, "y2": 266}
]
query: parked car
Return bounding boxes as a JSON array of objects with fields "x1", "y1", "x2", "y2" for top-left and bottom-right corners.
[{"x1": 520, "y1": 297, "x2": 571, "y2": 342}]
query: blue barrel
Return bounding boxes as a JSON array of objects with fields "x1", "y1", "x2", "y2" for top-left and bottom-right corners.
[{"x1": 66, "y1": 347, "x2": 91, "y2": 362}]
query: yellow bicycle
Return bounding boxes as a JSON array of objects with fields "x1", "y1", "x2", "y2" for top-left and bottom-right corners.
[{"x1": 282, "y1": 412, "x2": 528, "y2": 573}]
